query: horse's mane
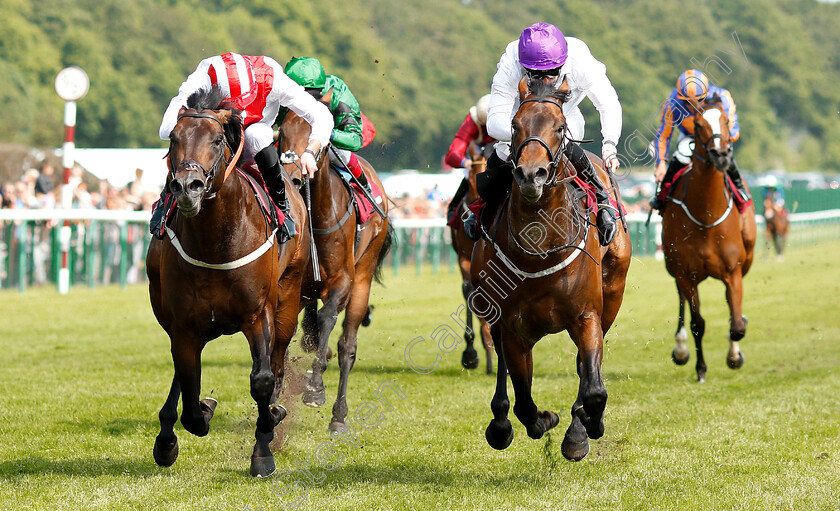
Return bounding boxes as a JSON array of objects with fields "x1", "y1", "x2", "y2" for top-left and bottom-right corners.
[
  {"x1": 702, "y1": 95, "x2": 723, "y2": 109},
  {"x1": 185, "y1": 85, "x2": 244, "y2": 150},
  {"x1": 527, "y1": 79, "x2": 571, "y2": 103}
]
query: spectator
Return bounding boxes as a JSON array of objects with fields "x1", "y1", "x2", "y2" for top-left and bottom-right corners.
[{"x1": 34, "y1": 161, "x2": 56, "y2": 196}]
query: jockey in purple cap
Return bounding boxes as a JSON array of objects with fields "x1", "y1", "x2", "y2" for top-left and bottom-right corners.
[{"x1": 463, "y1": 22, "x2": 623, "y2": 246}]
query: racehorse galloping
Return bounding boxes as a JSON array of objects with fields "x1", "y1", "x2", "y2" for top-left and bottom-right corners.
[
  {"x1": 471, "y1": 78, "x2": 631, "y2": 461},
  {"x1": 763, "y1": 199, "x2": 789, "y2": 260},
  {"x1": 660, "y1": 96, "x2": 757, "y2": 382},
  {"x1": 146, "y1": 87, "x2": 309, "y2": 477},
  {"x1": 450, "y1": 142, "x2": 494, "y2": 374},
  {"x1": 278, "y1": 102, "x2": 393, "y2": 433}
]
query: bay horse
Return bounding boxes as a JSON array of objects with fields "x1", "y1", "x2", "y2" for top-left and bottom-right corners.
[
  {"x1": 450, "y1": 141, "x2": 494, "y2": 374},
  {"x1": 277, "y1": 99, "x2": 393, "y2": 433},
  {"x1": 660, "y1": 96, "x2": 757, "y2": 382},
  {"x1": 146, "y1": 87, "x2": 309, "y2": 477},
  {"x1": 763, "y1": 196, "x2": 789, "y2": 260},
  {"x1": 471, "y1": 78, "x2": 632, "y2": 461}
]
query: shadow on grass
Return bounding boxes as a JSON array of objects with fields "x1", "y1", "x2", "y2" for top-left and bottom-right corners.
[{"x1": 0, "y1": 456, "x2": 163, "y2": 479}]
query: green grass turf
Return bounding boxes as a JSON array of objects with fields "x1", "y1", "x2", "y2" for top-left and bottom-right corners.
[{"x1": 1, "y1": 242, "x2": 839, "y2": 510}]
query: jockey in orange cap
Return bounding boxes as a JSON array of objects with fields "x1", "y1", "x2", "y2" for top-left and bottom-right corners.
[{"x1": 650, "y1": 69, "x2": 750, "y2": 210}]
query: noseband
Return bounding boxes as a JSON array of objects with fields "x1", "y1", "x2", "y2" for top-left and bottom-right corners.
[
  {"x1": 510, "y1": 97, "x2": 575, "y2": 188},
  {"x1": 169, "y1": 112, "x2": 240, "y2": 196}
]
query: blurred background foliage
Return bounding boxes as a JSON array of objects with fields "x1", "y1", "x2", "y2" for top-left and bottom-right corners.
[{"x1": 1, "y1": 0, "x2": 839, "y2": 172}]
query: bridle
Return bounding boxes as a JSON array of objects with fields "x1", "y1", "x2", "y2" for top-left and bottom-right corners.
[
  {"x1": 510, "y1": 97, "x2": 576, "y2": 188},
  {"x1": 168, "y1": 111, "x2": 243, "y2": 197}
]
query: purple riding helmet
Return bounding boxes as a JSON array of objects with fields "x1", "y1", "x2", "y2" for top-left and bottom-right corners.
[{"x1": 518, "y1": 22, "x2": 568, "y2": 70}]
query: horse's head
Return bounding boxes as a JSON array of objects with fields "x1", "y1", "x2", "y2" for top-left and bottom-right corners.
[
  {"x1": 510, "y1": 77, "x2": 571, "y2": 203},
  {"x1": 167, "y1": 86, "x2": 243, "y2": 217},
  {"x1": 277, "y1": 88, "x2": 333, "y2": 186},
  {"x1": 693, "y1": 96, "x2": 733, "y2": 171}
]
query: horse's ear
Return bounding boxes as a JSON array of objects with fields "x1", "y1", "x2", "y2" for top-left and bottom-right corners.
[
  {"x1": 321, "y1": 87, "x2": 334, "y2": 105},
  {"x1": 557, "y1": 77, "x2": 570, "y2": 95},
  {"x1": 518, "y1": 77, "x2": 529, "y2": 101}
]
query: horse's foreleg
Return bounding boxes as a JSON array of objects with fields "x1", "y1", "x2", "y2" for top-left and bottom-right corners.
[
  {"x1": 246, "y1": 309, "x2": 278, "y2": 478},
  {"x1": 329, "y1": 279, "x2": 372, "y2": 433},
  {"x1": 724, "y1": 271, "x2": 747, "y2": 370},
  {"x1": 485, "y1": 325, "x2": 514, "y2": 450},
  {"x1": 502, "y1": 328, "x2": 559, "y2": 442},
  {"x1": 480, "y1": 319, "x2": 494, "y2": 375},
  {"x1": 171, "y1": 339, "x2": 215, "y2": 437},
  {"x1": 679, "y1": 279, "x2": 707, "y2": 382},
  {"x1": 562, "y1": 316, "x2": 606, "y2": 462},
  {"x1": 153, "y1": 375, "x2": 181, "y2": 467},
  {"x1": 672, "y1": 290, "x2": 690, "y2": 365},
  {"x1": 303, "y1": 279, "x2": 351, "y2": 407},
  {"x1": 459, "y1": 275, "x2": 479, "y2": 370}
]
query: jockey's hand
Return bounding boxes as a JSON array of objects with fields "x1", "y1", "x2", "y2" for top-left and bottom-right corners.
[
  {"x1": 300, "y1": 148, "x2": 319, "y2": 176},
  {"x1": 602, "y1": 144, "x2": 619, "y2": 171},
  {"x1": 655, "y1": 161, "x2": 668, "y2": 183}
]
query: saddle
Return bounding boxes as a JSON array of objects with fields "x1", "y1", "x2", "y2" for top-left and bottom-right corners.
[
  {"x1": 330, "y1": 165, "x2": 385, "y2": 225},
  {"x1": 655, "y1": 163, "x2": 752, "y2": 214}
]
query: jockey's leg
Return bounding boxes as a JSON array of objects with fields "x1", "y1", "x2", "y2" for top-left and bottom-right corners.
[
  {"x1": 255, "y1": 145, "x2": 295, "y2": 240},
  {"x1": 564, "y1": 142, "x2": 616, "y2": 246},
  {"x1": 726, "y1": 158, "x2": 751, "y2": 202},
  {"x1": 650, "y1": 157, "x2": 685, "y2": 210},
  {"x1": 447, "y1": 178, "x2": 470, "y2": 223},
  {"x1": 149, "y1": 179, "x2": 173, "y2": 240},
  {"x1": 330, "y1": 148, "x2": 370, "y2": 192},
  {"x1": 463, "y1": 152, "x2": 512, "y2": 241}
]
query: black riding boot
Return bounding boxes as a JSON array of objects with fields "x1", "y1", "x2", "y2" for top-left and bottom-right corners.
[
  {"x1": 564, "y1": 142, "x2": 617, "y2": 246},
  {"x1": 726, "y1": 158, "x2": 751, "y2": 202},
  {"x1": 464, "y1": 152, "x2": 512, "y2": 241},
  {"x1": 447, "y1": 178, "x2": 470, "y2": 223},
  {"x1": 149, "y1": 185, "x2": 170, "y2": 239},
  {"x1": 255, "y1": 146, "x2": 296, "y2": 240},
  {"x1": 650, "y1": 157, "x2": 685, "y2": 210},
  {"x1": 354, "y1": 167, "x2": 372, "y2": 194}
]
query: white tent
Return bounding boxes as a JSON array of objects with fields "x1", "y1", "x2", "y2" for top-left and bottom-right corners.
[{"x1": 71, "y1": 148, "x2": 169, "y2": 193}]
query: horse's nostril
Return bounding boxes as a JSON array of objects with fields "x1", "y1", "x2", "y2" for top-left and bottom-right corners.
[
  {"x1": 535, "y1": 168, "x2": 548, "y2": 183},
  {"x1": 514, "y1": 167, "x2": 525, "y2": 181},
  {"x1": 169, "y1": 181, "x2": 182, "y2": 194},
  {"x1": 187, "y1": 179, "x2": 204, "y2": 194}
]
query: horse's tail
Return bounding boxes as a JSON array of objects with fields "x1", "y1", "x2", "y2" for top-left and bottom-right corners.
[{"x1": 373, "y1": 220, "x2": 395, "y2": 286}]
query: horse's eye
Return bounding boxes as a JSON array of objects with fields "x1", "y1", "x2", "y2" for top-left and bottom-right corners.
[
  {"x1": 557, "y1": 124, "x2": 566, "y2": 133},
  {"x1": 214, "y1": 135, "x2": 224, "y2": 145}
]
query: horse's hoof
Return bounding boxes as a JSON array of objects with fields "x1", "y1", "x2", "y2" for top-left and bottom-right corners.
[
  {"x1": 696, "y1": 374, "x2": 706, "y2": 383},
  {"x1": 485, "y1": 420, "x2": 514, "y2": 450},
  {"x1": 302, "y1": 388, "x2": 326, "y2": 407},
  {"x1": 361, "y1": 305, "x2": 374, "y2": 327},
  {"x1": 561, "y1": 437, "x2": 590, "y2": 461},
  {"x1": 270, "y1": 404, "x2": 287, "y2": 426},
  {"x1": 561, "y1": 420, "x2": 590, "y2": 461},
  {"x1": 153, "y1": 436, "x2": 179, "y2": 467},
  {"x1": 672, "y1": 348, "x2": 690, "y2": 365},
  {"x1": 461, "y1": 349, "x2": 479, "y2": 370},
  {"x1": 201, "y1": 397, "x2": 218, "y2": 419},
  {"x1": 727, "y1": 352, "x2": 745, "y2": 369},
  {"x1": 328, "y1": 420, "x2": 350, "y2": 434},
  {"x1": 250, "y1": 455, "x2": 276, "y2": 478}
]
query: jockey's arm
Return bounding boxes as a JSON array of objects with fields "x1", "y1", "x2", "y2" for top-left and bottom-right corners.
[
  {"x1": 486, "y1": 40, "x2": 521, "y2": 144},
  {"x1": 159, "y1": 58, "x2": 214, "y2": 140},
  {"x1": 445, "y1": 115, "x2": 478, "y2": 168},
  {"x1": 273, "y1": 72, "x2": 333, "y2": 176}
]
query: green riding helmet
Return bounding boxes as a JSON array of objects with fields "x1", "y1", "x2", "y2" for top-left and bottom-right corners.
[{"x1": 284, "y1": 57, "x2": 326, "y2": 90}]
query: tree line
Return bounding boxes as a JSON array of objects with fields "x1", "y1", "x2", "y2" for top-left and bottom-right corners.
[{"x1": 1, "y1": 0, "x2": 839, "y2": 173}]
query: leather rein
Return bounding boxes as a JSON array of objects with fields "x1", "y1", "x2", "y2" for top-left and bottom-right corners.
[
  {"x1": 510, "y1": 97, "x2": 581, "y2": 188},
  {"x1": 168, "y1": 112, "x2": 244, "y2": 197}
]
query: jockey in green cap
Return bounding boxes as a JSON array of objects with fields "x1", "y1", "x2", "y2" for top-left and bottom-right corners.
[{"x1": 283, "y1": 56, "x2": 371, "y2": 192}]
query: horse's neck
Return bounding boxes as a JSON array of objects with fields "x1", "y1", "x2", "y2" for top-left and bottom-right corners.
[
  {"x1": 176, "y1": 173, "x2": 250, "y2": 245},
  {"x1": 466, "y1": 162, "x2": 484, "y2": 203},
  {"x1": 311, "y1": 160, "x2": 345, "y2": 216},
  {"x1": 683, "y1": 158, "x2": 729, "y2": 212},
  {"x1": 507, "y1": 187, "x2": 578, "y2": 251}
]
